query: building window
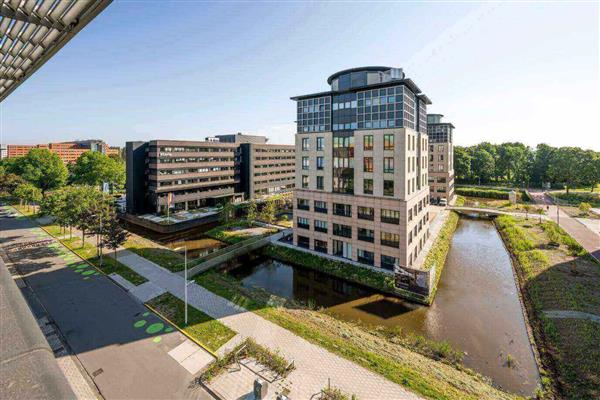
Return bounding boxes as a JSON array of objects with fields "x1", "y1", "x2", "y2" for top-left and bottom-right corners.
[
  {"x1": 383, "y1": 134, "x2": 394, "y2": 150},
  {"x1": 316, "y1": 156, "x2": 324, "y2": 170},
  {"x1": 332, "y1": 239, "x2": 352, "y2": 259},
  {"x1": 316, "y1": 176, "x2": 324, "y2": 190},
  {"x1": 316, "y1": 137, "x2": 324, "y2": 151},
  {"x1": 302, "y1": 156, "x2": 309, "y2": 170},
  {"x1": 438, "y1": 164, "x2": 444, "y2": 172},
  {"x1": 439, "y1": 154, "x2": 444, "y2": 161},
  {"x1": 297, "y1": 217, "x2": 310, "y2": 229},
  {"x1": 383, "y1": 157, "x2": 394, "y2": 173},
  {"x1": 438, "y1": 145, "x2": 444, "y2": 152},
  {"x1": 358, "y1": 228, "x2": 375, "y2": 243},
  {"x1": 363, "y1": 179, "x2": 373, "y2": 194},
  {"x1": 357, "y1": 206, "x2": 374, "y2": 221},
  {"x1": 314, "y1": 220, "x2": 328, "y2": 233},
  {"x1": 363, "y1": 135, "x2": 373, "y2": 151},
  {"x1": 364, "y1": 157, "x2": 373, "y2": 172},
  {"x1": 314, "y1": 239, "x2": 328, "y2": 253},
  {"x1": 357, "y1": 249, "x2": 374, "y2": 266},
  {"x1": 381, "y1": 232, "x2": 400, "y2": 248},
  {"x1": 314, "y1": 200, "x2": 327, "y2": 213},
  {"x1": 384, "y1": 180, "x2": 394, "y2": 196},
  {"x1": 333, "y1": 203, "x2": 352, "y2": 217},
  {"x1": 408, "y1": 208, "x2": 413, "y2": 221},
  {"x1": 333, "y1": 223, "x2": 352, "y2": 238},
  {"x1": 297, "y1": 235, "x2": 310, "y2": 249},
  {"x1": 297, "y1": 198, "x2": 310, "y2": 210},
  {"x1": 381, "y1": 209, "x2": 400, "y2": 224},
  {"x1": 381, "y1": 255, "x2": 397, "y2": 271},
  {"x1": 302, "y1": 137, "x2": 310, "y2": 151},
  {"x1": 302, "y1": 175, "x2": 309, "y2": 188}
]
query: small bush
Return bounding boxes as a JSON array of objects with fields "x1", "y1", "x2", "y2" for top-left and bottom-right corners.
[
  {"x1": 456, "y1": 187, "x2": 509, "y2": 200},
  {"x1": 578, "y1": 202, "x2": 592, "y2": 214}
]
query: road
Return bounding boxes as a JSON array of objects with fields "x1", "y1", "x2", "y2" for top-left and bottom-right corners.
[
  {"x1": 0, "y1": 207, "x2": 212, "y2": 400},
  {"x1": 529, "y1": 191, "x2": 600, "y2": 262}
]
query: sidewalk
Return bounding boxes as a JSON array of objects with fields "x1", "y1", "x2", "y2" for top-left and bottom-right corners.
[
  {"x1": 530, "y1": 192, "x2": 600, "y2": 262},
  {"x1": 111, "y1": 249, "x2": 421, "y2": 400}
]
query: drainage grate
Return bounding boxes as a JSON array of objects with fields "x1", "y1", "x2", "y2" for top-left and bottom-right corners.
[{"x1": 92, "y1": 368, "x2": 104, "y2": 377}]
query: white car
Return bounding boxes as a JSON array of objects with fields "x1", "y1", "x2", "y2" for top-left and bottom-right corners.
[{"x1": 439, "y1": 198, "x2": 448, "y2": 207}]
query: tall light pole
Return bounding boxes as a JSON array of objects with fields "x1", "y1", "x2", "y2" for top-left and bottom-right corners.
[{"x1": 174, "y1": 245, "x2": 189, "y2": 325}]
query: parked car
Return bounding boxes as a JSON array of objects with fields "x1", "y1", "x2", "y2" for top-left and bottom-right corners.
[{"x1": 439, "y1": 198, "x2": 448, "y2": 207}]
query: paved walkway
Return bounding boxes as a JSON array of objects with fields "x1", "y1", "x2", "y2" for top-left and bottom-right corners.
[
  {"x1": 530, "y1": 191, "x2": 600, "y2": 262},
  {"x1": 544, "y1": 310, "x2": 600, "y2": 324},
  {"x1": 111, "y1": 249, "x2": 421, "y2": 400}
]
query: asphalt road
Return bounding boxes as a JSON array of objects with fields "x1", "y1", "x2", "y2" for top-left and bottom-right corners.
[{"x1": 0, "y1": 208, "x2": 212, "y2": 400}]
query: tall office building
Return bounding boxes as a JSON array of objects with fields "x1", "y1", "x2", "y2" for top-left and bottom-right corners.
[
  {"x1": 125, "y1": 134, "x2": 294, "y2": 215},
  {"x1": 427, "y1": 114, "x2": 455, "y2": 203},
  {"x1": 292, "y1": 67, "x2": 431, "y2": 271}
]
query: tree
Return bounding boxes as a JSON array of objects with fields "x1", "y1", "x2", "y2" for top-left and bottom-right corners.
[
  {"x1": 246, "y1": 200, "x2": 258, "y2": 225},
  {"x1": 453, "y1": 146, "x2": 472, "y2": 182},
  {"x1": 220, "y1": 201, "x2": 234, "y2": 224},
  {"x1": 0, "y1": 171, "x2": 24, "y2": 195},
  {"x1": 70, "y1": 151, "x2": 125, "y2": 190},
  {"x1": 531, "y1": 143, "x2": 554, "y2": 187},
  {"x1": 260, "y1": 198, "x2": 276, "y2": 224},
  {"x1": 11, "y1": 149, "x2": 67, "y2": 195},
  {"x1": 14, "y1": 183, "x2": 42, "y2": 210},
  {"x1": 471, "y1": 148, "x2": 495, "y2": 184},
  {"x1": 580, "y1": 151, "x2": 600, "y2": 192},
  {"x1": 548, "y1": 147, "x2": 584, "y2": 194},
  {"x1": 103, "y1": 211, "x2": 129, "y2": 260}
]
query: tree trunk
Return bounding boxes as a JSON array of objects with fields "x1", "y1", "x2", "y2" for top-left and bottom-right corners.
[
  {"x1": 82, "y1": 230, "x2": 86, "y2": 246},
  {"x1": 70, "y1": 226, "x2": 72, "y2": 240}
]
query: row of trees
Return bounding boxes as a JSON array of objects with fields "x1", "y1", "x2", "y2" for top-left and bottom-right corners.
[
  {"x1": 0, "y1": 148, "x2": 125, "y2": 198},
  {"x1": 454, "y1": 143, "x2": 600, "y2": 192},
  {"x1": 39, "y1": 185, "x2": 128, "y2": 260}
]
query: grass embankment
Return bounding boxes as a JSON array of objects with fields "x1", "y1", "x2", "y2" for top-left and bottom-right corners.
[
  {"x1": 263, "y1": 244, "x2": 398, "y2": 296},
  {"x1": 124, "y1": 235, "x2": 184, "y2": 272},
  {"x1": 423, "y1": 212, "x2": 459, "y2": 302},
  {"x1": 495, "y1": 215, "x2": 600, "y2": 399},
  {"x1": 201, "y1": 337, "x2": 293, "y2": 383},
  {"x1": 205, "y1": 220, "x2": 277, "y2": 244},
  {"x1": 10, "y1": 205, "x2": 147, "y2": 285},
  {"x1": 195, "y1": 271, "x2": 518, "y2": 400},
  {"x1": 146, "y1": 292, "x2": 235, "y2": 353}
]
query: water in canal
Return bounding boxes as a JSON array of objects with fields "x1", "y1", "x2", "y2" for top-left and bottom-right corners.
[{"x1": 229, "y1": 218, "x2": 540, "y2": 395}]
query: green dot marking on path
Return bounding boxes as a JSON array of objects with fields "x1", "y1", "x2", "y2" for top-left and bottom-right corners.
[
  {"x1": 82, "y1": 270, "x2": 95, "y2": 276},
  {"x1": 142, "y1": 312, "x2": 149, "y2": 317},
  {"x1": 83, "y1": 277, "x2": 90, "y2": 280},
  {"x1": 153, "y1": 337, "x2": 162, "y2": 343},
  {"x1": 146, "y1": 323, "x2": 164, "y2": 334},
  {"x1": 134, "y1": 320, "x2": 147, "y2": 328},
  {"x1": 164, "y1": 327, "x2": 174, "y2": 333}
]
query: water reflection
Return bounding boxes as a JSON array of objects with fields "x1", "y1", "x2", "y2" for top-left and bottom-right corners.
[{"x1": 229, "y1": 218, "x2": 540, "y2": 395}]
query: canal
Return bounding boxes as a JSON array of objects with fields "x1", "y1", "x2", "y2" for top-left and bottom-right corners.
[{"x1": 229, "y1": 218, "x2": 540, "y2": 395}]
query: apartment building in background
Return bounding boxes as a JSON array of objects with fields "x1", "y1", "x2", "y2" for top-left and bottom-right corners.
[
  {"x1": 4, "y1": 140, "x2": 119, "y2": 163},
  {"x1": 427, "y1": 114, "x2": 455, "y2": 203},
  {"x1": 126, "y1": 134, "x2": 295, "y2": 214},
  {"x1": 292, "y1": 66, "x2": 431, "y2": 271}
]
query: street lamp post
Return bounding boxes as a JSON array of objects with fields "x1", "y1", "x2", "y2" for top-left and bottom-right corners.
[{"x1": 174, "y1": 245, "x2": 189, "y2": 325}]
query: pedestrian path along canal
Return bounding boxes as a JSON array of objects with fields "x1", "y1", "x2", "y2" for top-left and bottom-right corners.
[{"x1": 229, "y1": 218, "x2": 541, "y2": 396}]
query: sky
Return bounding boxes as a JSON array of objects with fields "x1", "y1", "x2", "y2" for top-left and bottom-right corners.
[{"x1": 1, "y1": 1, "x2": 599, "y2": 150}]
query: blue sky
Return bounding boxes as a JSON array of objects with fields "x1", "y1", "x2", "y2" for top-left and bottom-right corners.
[{"x1": 1, "y1": 1, "x2": 598, "y2": 150}]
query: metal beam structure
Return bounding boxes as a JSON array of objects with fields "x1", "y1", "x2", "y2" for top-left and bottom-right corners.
[{"x1": 0, "y1": 0, "x2": 112, "y2": 102}]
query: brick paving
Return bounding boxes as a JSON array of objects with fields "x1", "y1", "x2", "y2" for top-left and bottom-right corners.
[{"x1": 113, "y1": 249, "x2": 421, "y2": 400}]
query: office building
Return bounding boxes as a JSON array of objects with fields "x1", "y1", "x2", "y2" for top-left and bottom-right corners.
[
  {"x1": 427, "y1": 114, "x2": 455, "y2": 203},
  {"x1": 292, "y1": 66, "x2": 431, "y2": 271},
  {"x1": 5, "y1": 140, "x2": 119, "y2": 163},
  {"x1": 126, "y1": 134, "x2": 295, "y2": 214}
]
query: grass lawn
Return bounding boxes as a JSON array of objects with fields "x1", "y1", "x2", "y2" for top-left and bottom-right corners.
[
  {"x1": 461, "y1": 196, "x2": 544, "y2": 214},
  {"x1": 549, "y1": 190, "x2": 600, "y2": 207},
  {"x1": 205, "y1": 220, "x2": 277, "y2": 244},
  {"x1": 124, "y1": 234, "x2": 184, "y2": 272},
  {"x1": 12, "y1": 204, "x2": 40, "y2": 217},
  {"x1": 559, "y1": 205, "x2": 600, "y2": 220},
  {"x1": 495, "y1": 215, "x2": 600, "y2": 399},
  {"x1": 53, "y1": 230, "x2": 148, "y2": 286},
  {"x1": 147, "y1": 292, "x2": 236, "y2": 353},
  {"x1": 195, "y1": 271, "x2": 518, "y2": 400}
]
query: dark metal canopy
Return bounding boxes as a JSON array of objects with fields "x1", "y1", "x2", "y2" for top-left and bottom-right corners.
[{"x1": 0, "y1": 0, "x2": 112, "y2": 102}]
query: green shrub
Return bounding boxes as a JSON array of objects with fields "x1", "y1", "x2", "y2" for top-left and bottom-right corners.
[
  {"x1": 578, "y1": 202, "x2": 592, "y2": 214},
  {"x1": 554, "y1": 192, "x2": 600, "y2": 207},
  {"x1": 456, "y1": 187, "x2": 509, "y2": 200},
  {"x1": 495, "y1": 215, "x2": 534, "y2": 252},
  {"x1": 541, "y1": 221, "x2": 586, "y2": 257}
]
